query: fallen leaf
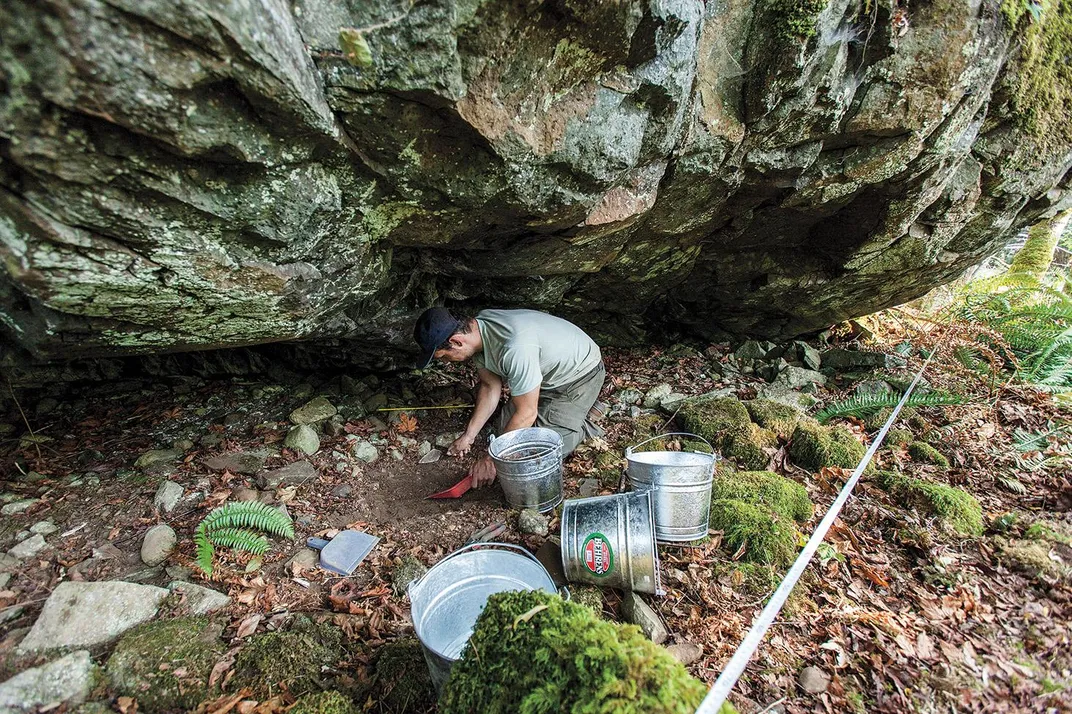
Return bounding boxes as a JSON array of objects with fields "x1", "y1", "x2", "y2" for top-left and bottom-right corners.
[
  {"x1": 208, "y1": 652, "x2": 237, "y2": 688},
  {"x1": 236, "y1": 614, "x2": 261, "y2": 639},
  {"x1": 117, "y1": 696, "x2": 137, "y2": 714}
]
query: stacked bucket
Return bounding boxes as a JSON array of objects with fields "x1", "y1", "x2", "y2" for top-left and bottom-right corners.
[{"x1": 409, "y1": 427, "x2": 720, "y2": 693}]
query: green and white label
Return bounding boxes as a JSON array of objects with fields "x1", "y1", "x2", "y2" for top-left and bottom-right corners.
[{"x1": 582, "y1": 532, "x2": 614, "y2": 577}]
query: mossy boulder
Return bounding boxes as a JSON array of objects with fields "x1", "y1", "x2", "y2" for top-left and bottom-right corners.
[
  {"x1": 885, "y1": 428, "x2": 914, "y2": 447},
  {"x1": 744, "y1": 399, "x2": 802, "y2": 438},
  {"x1": 710, "y1": 471, "x2": 813, "y2": 522},
  {"x1": 290, "y1": 691, "x2": 357, "y2": 714},
  {"x1": 723, "y1": 424, "x2": 778, "y2": 470},
  {"x1": 708, "y1": 500, "x2": 798, "y2": 567},
  {"x1": 789, "y1": 419, "x2": 867, "y2": 471},
  {"x1": 440, "y1": 591, "x2": 705, "y2": 714},
  {"x1": 679, "y1": 397, "x2": 751, "y2": 451},
  {"x1": 106, "y1": 616, "x2": 224, "y2": 712},
  {"x1": 569, "y1": 585, "x2": 605, "y2": 614},
  {"x1": 877, "y1": 471, "x2": 983, "y2": 536},
  {"x1": 907, "y1": 442, "x2": 950, "y2": 468},
  {"x1": 374, "y1": 639, "x2": 435, "y2": 714},
  {"x1": 233, "y1": 617, "x2": 345, "y2": 697}
]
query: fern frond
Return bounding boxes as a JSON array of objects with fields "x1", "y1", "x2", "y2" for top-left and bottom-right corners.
[
  {"x1": 205, "y1": 527, "x2": 270, "y2": 555},
  {"x1": 194, "y1": 523, "x2": 215, "y2": 576},
  {"x1": 199, "y1": 501, "x2": 295, "y2": 539},
  {"x1": 997, "y1": 476, "x2": 1028, "y2": 494},
  {"x1": 816, "y1": 390, "x2": 966, "y2": 424}
]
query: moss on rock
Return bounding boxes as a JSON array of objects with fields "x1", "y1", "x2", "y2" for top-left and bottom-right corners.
[
  {"x1": 885, "y1": 428, "x2": 914, "y2": 447},
  {"x1": 233, "y1": 617, "x2": 344, "y2": 697},
  {"x1": 723, "y1": 424, "x2": 778, "y2": 470},
  {"x1": 789, "y1": 418, "x2": 866, "y2": 471},
  {"x1": 710, "y1": 471, "x2": 813, "y2": 522},
  {"x1": 440, "y1": 591, "x2": 705, "y2": 714},
  {"x1": 908, "y1": 441, "x2": 950, "y2": 468},
  {"x1": 290, "y1": 691, "x2": 357, "y2": 714},
  {"x1": 106, "y1": 616, "x2": 224, "y2": 712},
  {"x1": 709, "y1": 499, "x2": 798, "y2": 566},
  {"x1": 374, "y1": 639, "x2": 435, "y2": 714},
  {"x1": 679, "y1": 397, "x2": 752, "y2": 452},
  {"x1": 878, "y1": 472, "x2": 983, "y2": 536},
  {"x1": 569, "y1": 585, "x2": 605, "y2": 613},
  {"x1": 1002, "y1": 539, "x2": 1071, "y2": 583},
  {"x1": 1025, "y1": 520, "x2": 1072, "y2": 545},
  {"x1": 744, "y1": 399, "x2": 802, "y2": 438}
]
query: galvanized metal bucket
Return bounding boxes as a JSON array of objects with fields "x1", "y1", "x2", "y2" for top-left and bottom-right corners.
[
  {"x1": 489, "y1": 427, "x2": 563, "y2": 512},
  {"x1": 408, "y1": 542, "x2": 558, "y2": 694},
  {"x1": 626, "y1": 433, "x2": 719, "y2": 543},
  {"x1": 560, "y1": 491, "x2": 662, "y2": 595}
]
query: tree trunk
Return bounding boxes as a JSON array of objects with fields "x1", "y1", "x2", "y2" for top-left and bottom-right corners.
[{"x1": 1009, "y1": 210, "x2": 1072, "y2": 280}]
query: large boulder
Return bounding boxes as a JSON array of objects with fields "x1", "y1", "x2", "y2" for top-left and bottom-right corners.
[{"x1": 1, "y1": 0, "x2": 1070, "y2": 377}]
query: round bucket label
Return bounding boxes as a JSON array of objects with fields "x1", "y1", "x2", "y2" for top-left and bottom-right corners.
[{"x1": 582, "y1": 532, "x2": 614, "y2": 577}]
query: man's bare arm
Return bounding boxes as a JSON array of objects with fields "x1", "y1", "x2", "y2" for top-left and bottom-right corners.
[
  {"x1": 468, "y1": 387, "x2": 539, "y2": 488},
  {"x1": 448, "y1": 369, "x2": 502, "y2": 457}
]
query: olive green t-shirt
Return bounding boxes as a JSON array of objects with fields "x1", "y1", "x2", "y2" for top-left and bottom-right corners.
[{"x1": 473, "y1": 309, "x2": 601, "y2": 396}]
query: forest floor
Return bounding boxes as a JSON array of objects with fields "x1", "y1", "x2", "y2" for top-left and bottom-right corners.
[{"x1": 0, "y1": 313, "x2": 1070, "y2": 714}]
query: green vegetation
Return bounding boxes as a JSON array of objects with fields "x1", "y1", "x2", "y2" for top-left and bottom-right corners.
[
  {"x1": 290, "y1": 691, "x2": 357, "y2": 714},
  {"x1": 768, "y1": 0, "x2": 828, "y2": 42},
  {"x1": 680, "y1": 396, "x2": 777, "y2": 469},
  {"x1": 440, "y1": 590, "x2": 706, "y2": 714},
  {"x1": 907, "y1": 441, "x2": 951, "y2": 468},
  {"x1": 1010, "y1": 212, "x2": 1070, "y2": 279},
  {"x1": 724, "y1": 424, "x2": 778, "y2": 470},
  {"x1": 815, "y1": 391, "x2": 963, "y2": 425},
  {"x1": 789, "y1": 418, "x2": 867, "y2": 471},
  {"x1": 744, "y1": 399, "x2": 802, "y2": 438},
  {"x1": 877, "y1": 471, "x2": 983, "y2": 536},
  {"x1": 1001, "y1": 0, "x2": 1072, "y2": 145},
  {"x1": 106, "y1": 617, "x2": 223, "y2": 712},
  {"x1": 194, "y1": 501, "x2": 294, "y2": 576},
  {"x1": 709, "y1": 500, "x2": 799, "y2": 566},
  {"x1": 233, "y1": 617, "x2": 344, "y2": 696},
  {"x1": 374, "y1": 639, "x2": 436, "y2": 714},
  {"x1": 1001, "y1": 538, "x2": 1072, "y2": 583},
  {"x1": 1025, "y1": 520, "x2": 1072, "y2": 544},
  {"x1": 885, "y1": 427, "x2": 914, "y2": 447},
  {"x1": 710, "y1": 471, "x2": 813, "y2": 522}
]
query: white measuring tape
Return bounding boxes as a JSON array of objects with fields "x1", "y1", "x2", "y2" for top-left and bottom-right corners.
[{"x1": 695, "y1": 348, "x2": 937, "y2": 713}]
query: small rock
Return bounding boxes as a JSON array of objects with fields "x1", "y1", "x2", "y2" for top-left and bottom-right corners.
[
  {"x1": 223, "y1": 412, "x2": 245, "y2": 427},
  {"x1": 0, "y1": 573, "x2": 9, "y2": 589},
  {"x1": 666, "y1": 642, "x2": 703, "y2": 665},
  {"x1": 0, "y1": 650, "x2": 97, "y2": 712},
  {"x1": 435, "y1": 432, "x2": 461, "y2": 449},
  {"x1": 629, "y1": 405, "x2": 643, "y2": 418},
  {"x1": 578, "y1": 478, "x2": 600, "y2": 497},
  {"x1": 286, "y1": 548, "x2": 320, "y2": 574},
  {"x1": 165, "y1": 564, "x2": 193, "y2": 581},
  {"x1": 364, "y1": 393, "x2": 389, "y2": 411},
  {"x1": 200, "y1": 433, "x2": 223, "y2": 448},
  {"x1": 518, "y1": 509, "x2": 549, "y2": 536},
  {"x1": 643, "y1": 384, "x2": 673, "y2": 409},
  {"x1": 153, "y1": 481, "x2": 184, "y2": 513},
  {"x1": 418, "y1": 448, "x2": 442, "y2": 464},
  {"x1": 854, "y1": 380, "x2": 892, "y2": 397},
  {"x1": 134, "y1": 449, "x2": 184, "y2": 469},
  {"x1": 388, "y1": 447, "x2": 404, "y2": 461},
  {"x1": 168, "y1": 581, "x2": 231, "y2": 615},
  {"x1": 417, "y1": 440, "x2": 433, "y2": 457},
  {"x1": 1, "y1": 499, "x2": 39, "y2": 516},
  {"x1": 202, "y1": 452, "x2": 266, "y2": 474},
  {"x1": 323, "y1": 414, "x2": 347, "y2": 436},
  {"x1": 8, "y1": 534, "x2": 47, "y2": 559},
  {"x1": 392, "y1": 556, "x2": 428, "y2": 596},
  {"x1": 351, "y1": 440, "x2": 379, "y2": 464},
  {"x1": 734, "y1": 340, "x2": 773, "y2": 361},
  {"x1": 284, "y1": 425, "x2": 321, "y2": 455},
  {"x1": 172, "y1": 438, "x2": 195, "y2": 451},
  {"x1": 332, "y1": 484, "x2": 353, "y2": 498},
  {"x1": 140, "y1": 524, "x2": 177, "y2": 567},
  {"x1": 616, "y1": 387, "x2": 644, "y2": 405},
  {"x1": 794, "y1": 341, "x2": 822, "y2": 371},
  {"x1": 296, "y1": 514, "x2": 315, "y2": 527},
  {"x1": 233, "y1": 486, "x2": 260, "y2": 502},
  {"x1": 799, "y1": 665, "x2": 830, "y2": 694},
  {"x1": 289, "y1": 396, "x2": 338, "y2": 425},
  {"x1": 258, "y1": 460, "x2": 318, "y2": 489},
  {"x1": 365, "y1": 416, "x2": 388, "y2": 431},
  {"x1": 0, "y1": 552, "x2": 18, "y2": 570},
  {"x1": 621, "y1": 591, "x2": 668, "y2": 644},
  {"x1": 820, "y1": 348, "x2": 890, "y2": 371},
  {"x1": 30, "y1": 520, "x2": 59, "y2": 536},
  {"x1": 775, "y1": 366, "x2": 827, "y2": 390}
]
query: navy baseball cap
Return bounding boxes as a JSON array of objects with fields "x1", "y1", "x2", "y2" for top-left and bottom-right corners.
[{"x1": 413, "y1": 307, "x2": 461, "y2": 369}]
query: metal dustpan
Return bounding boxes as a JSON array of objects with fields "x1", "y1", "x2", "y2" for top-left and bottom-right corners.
[{"x1": 307, "y1": 530, "x2": 380, "y2": 575}]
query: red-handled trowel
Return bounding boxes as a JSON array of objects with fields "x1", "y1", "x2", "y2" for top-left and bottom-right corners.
[{"x1": 427, "y1": 474, "x2": 473, "y2": 499}]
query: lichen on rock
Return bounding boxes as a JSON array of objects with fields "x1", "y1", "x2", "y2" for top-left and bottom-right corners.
[{"x1": 439, "y1": 590, "x2": 705, "y2": 714}]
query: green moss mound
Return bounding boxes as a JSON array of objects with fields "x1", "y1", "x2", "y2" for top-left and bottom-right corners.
[
  {"x1": 878, "y1": 472, "x2": 983, "y2": 536},
  {"x1": 789, "y1": 419, "x2": 866, "y2": 471},
  {"x1": 440, "y1": 591, "x2": 705, "y2": 714},
  {"x1": 1025, "y1": 520, "x2": 1072, "y2": 545},
  {"x1": 908, "y1": 441, "x2": 950, "y2": 468},
  {"x1": 374, "y1": 639, "x2": 436, "y2": 714},
  {"x1": 1002, "y1": 0, "x2": 1072, "y2": 146},
  {"x1": 1001, "y1": 538, "x2": 1072, "y2": 584},
  {"x1": 679, "y1": 397, "x2": 751, "y2": 451},
  {"x1": 724, "y1": 424, "x2": 778, "y2": 470},
  {"x1": 709, "y1": 499, "x2": 798, "y2": 566},
  {"x1": 233, "y1": 617, "x2": 344, "y2": 696},
  {"x1": 744, "y1": 399, "x2": 802, "y2": 438},
  {"x1": 290, "y1": 691, "x2": 357, "y2": 714},
  {"x1": 106, "y1": 616, "x2": 224, "y2": 712},
  {"x1": 885, "y1": 428, "x2": 914, "y2": 447},
  {"x1": 710, "y1": 471, "x2": 813, "y2": 522}
]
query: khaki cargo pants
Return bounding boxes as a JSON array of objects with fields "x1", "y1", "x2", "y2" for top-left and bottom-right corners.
[{"x1": 495, "y1": 362, "x2": 606, "y2": 455}]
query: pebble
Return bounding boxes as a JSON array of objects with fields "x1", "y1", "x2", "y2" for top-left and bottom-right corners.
[
  {"x1": 388, "y1": 447, "x2": 404, "y2": 461},
  {"x1": 134, "y1": 449, "x2": 184, "y2": 468},
  {"x1": 30, "y1": 521, "x2": 59, "y2": 536},
  {"x1": 518, "y1": 509, "x2": 549, "y2": 536},
  {"x1": 332, "y1": 484, "x2": 353, "y2": 498},
  {"x1": 284, "y1": 425, "x2": 321, "y2": 455},
  {"x1": 418, "y1": 448, "x2": 442, "y2": 464},
  {"x1": 258, "y1": 460, "x2": 318, "y2": 489},
  {"x1": 153, "y1": 480, "x2": 184, "y2": 513},
  {"x1": 666, "y1": 642, "x2": 703, "y2": 665},
  {"x1": 1, "y1": 499, "x2": 39, "y2": 516},
  {"x1": 286, "y1": 548, "x2": 320, "y2": 574},
  {"x1": 140, "y1": 524, "x2": 177, "y2": 567},
  {"x1": 621, "y1": 591, "x2": 668, "y2": 644},
  {"x1": 351, "y1": 440, "x2": 379, "y2": 464},
  {"x1": 578, "y1": 478, "x2": 600, "y2": 497},
  {"x1": 798, "y1": 665, "x2": 830, "y2": 694},
  {"x1": 233, "y1": 486, "x2": 260, "y2": 502},
  {"x1": 8, "y1": 534, "x2": 47, "y2": 559},
  {"x1": 418, "y1": 440, "x2": 433, "y2": 457}
]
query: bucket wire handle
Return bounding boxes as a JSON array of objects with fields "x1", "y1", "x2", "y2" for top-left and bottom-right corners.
[
  {"x1": 408, "y1": 541, "x2": 546, "y2": 592},
  {"x1": 625, "y1": 432, "x2": 716, "y2": 457}
]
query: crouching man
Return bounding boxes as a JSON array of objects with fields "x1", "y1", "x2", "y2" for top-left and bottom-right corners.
[{"x1": 414, "y1": 307, "x2": 605, "y2": 486}]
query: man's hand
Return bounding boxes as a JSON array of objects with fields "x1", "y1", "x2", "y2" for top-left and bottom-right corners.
[
  {"x1": 469, "y1": 455, "x2": 497, "y2": 488},
  {"x1": 448, "y1": 432, "x2": 476, "y2": 457}
]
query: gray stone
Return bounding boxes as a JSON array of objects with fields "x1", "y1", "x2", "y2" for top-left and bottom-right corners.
[
  {"x1": 820, "y1": 349, "x2": 891, "y2": 371},
  {"x1": 153, "y1": 480, "x2": 184, "y2": 513},
  {"x1": 616, "y1": 387, "x2": 644, "y2": 405},
  {"x1": 233, "y1": 486, "x2": 260, "y2": 502},
  {"x1": 134, "y1": 449, "x2": 184, "y2": 469},
  {"x1": 388, "y1": 447, "x2": 404, "y2": 461},
  {"x1": 434, "y1": 432, "x2": 461, "y2": 449},
  {"x1": 0, "y1": 573, "x2": 9, "y2": 589},
  {"x1": 734, "y1": 340, "x2": 774, "y2": 361},
  {"x1": 17, "y1": 581, "x2": 168, "y2": 653},
  {"x1": 364, "y1": 393, "x2": 389, "y2": 412},
  {"x1": 578, "y1": 478, "x2": 600, "y2": 498},
  {"x1": 351, "y1": 440, "x2": 379, "y2": 464},
  {"x1": 140, "y1": 524, "x2": 177, "y2": 566},
  {"x1": 286, "y1": 548, "x2": 319, "y2": 573},
  {"x1": 418, "y1": 448, "x2": 442, "y2": 464},
  {"x1": 258, "y1": 460, "x2": 318, "y2": 489},
  {"x1": 202, "y1": 452, "x2": 266, "y2": 475},
  {"x1": 794, "y1": 342, "x2": 822, "y2": 371},
  {"x1": 0, "y1": 650, "x2": 98, "y2": 712},
  {"x1": 392, "y1": 556, "x2": 428, "y2": 596},
  {"x1": 666, "y1": 642, "x2": 703, "y2": 665},
  {"x1": 331, "y1": 484, "x2": 352, "y2": 498},
  {"x1": 854, "y1": 380, "x2": 893, "y2": 397},
  {"x1": 518, "y1": 509, "x2": 549, "y2": 536},
  {"x1": 642, "y1": 384, "x2": 673, "y2": 409},
  {"x1": 172, "y1": 438, "x2": 195, "y2": 451},
  {"x1": 165, "y1": 564, "x2": 193, "y2": 581},
  {"x1": 799, "y1": 665, "x2": 831, "y2": 694},
  {"x1": 323, "y1": 414, "x2": 347, "y2": 436},
  {"x1": 168, "y1": 581, "x2": 231, "y2": 614},
  {"x1": 621, "y1": 592, "x2": 668, "y2": 644},
  {"x1": 29, "y1": 520, "x2": 58, "y2": 536},
  {"x1": 289, "y1": 396, "x2": 337, "y2": 425},
  {"x1": 417, "y1": 441, "x2": 433, "y2": 457},
  {"x1": 284, "y1": 425, "x2": 320, "y2": 455},
  {"x1": 775, "y1": 366, "x2": 827, "y2": 390},
  {"x1": 8, "y1": 534, "x2": 47, "y2": 559},
  {"x1": 1, "y1": 499, "x2": 38, "y2": 516}
]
